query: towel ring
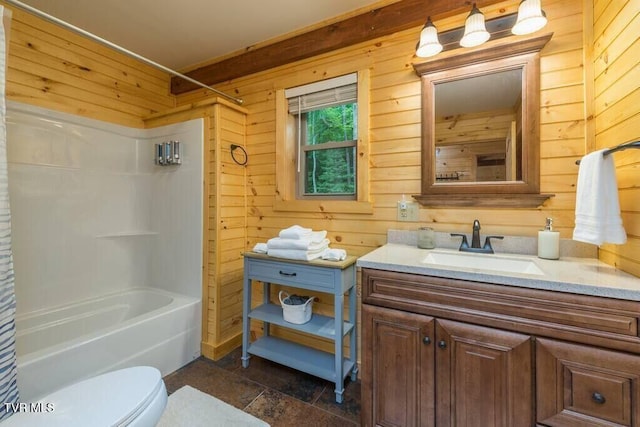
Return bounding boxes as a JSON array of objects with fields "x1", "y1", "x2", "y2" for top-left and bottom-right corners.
[{"x1": 230, "y1": 144, "x2": 248, "y2": 166}]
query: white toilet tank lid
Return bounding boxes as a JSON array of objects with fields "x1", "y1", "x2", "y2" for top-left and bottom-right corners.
[{"x1": 4, "y1": 366, "x2": 165, "y2": 427}]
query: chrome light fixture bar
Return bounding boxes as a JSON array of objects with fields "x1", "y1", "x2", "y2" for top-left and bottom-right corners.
[{"x1": 416, "y1": 1, "x2": 548, "y2": 58}]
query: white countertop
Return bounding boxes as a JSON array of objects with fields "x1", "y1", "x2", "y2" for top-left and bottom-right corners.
[{"x1": 357, "y1": 243, "x2": 640, "y2": 301}]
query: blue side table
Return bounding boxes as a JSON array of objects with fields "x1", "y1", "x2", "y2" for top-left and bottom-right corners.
[{"x1": 241, "y1": 252, "x2": 358, "y2": 403}]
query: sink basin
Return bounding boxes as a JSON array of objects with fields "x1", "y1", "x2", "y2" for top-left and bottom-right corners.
[{"x1": 422, "y1": 250, "x2": 545, "y2": 276}]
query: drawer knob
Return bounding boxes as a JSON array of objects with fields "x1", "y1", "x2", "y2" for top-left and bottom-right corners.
[
  {"x1": 438, "y1": 340, "x2": 447, "y2": 349},
  {"x1": 423, "y1": 336, "x2": 431, "y2": 345},
  {"x1": 279, "y1": 270, "x2": 297, "y2": 277},
  {"x1": 592, "y1": 392, "x2": 606, "y2": 405}
]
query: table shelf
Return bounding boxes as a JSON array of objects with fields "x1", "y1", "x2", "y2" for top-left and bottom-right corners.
[
  {"x1": 249, "y1": 303, "x2": 354, "y2": 339},
  {"x1": 242, "y1": 252, "x2": 358, "y2": 403},
  {"x1": 247, "y1": 336, "x2": 356, "y2": 383}
]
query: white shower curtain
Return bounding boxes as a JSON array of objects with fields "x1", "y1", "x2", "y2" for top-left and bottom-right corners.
[{"x1": 0, "y1": 5, "x2": 19, "y2": 420}]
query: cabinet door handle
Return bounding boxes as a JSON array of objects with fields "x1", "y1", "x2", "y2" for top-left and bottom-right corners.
[
  {"x1": 438, "y1": 340, "x2": 447, "y2": 349},
  {"x1": 279, "y1": 271, "x2": 297, "y2": 277},
  {"x1": 592, "y1": 392, "x2": 606, "y2": 404},
  {"x1": 423, "y1": 336, "x2": 431, "y2": 345}
]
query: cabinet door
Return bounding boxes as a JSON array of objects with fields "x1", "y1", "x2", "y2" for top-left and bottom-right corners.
[
  {"x1": 537, "y1": 338, "x2": 640, "y2": 426},
  {"x1": 362, "y1": 304, "x2": 435, "y2": 427},
  {"x1": 435, "y1": 319, "x2": 533, "y2": 427}
]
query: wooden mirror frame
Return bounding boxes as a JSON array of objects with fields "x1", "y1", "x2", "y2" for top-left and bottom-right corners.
[{"x1": 413, "y1": 34, "x2": 554, "y2": 208}]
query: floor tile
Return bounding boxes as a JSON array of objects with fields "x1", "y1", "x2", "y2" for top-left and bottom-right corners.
[
  {"x1": 163, "y1": 353, "x2": 361, "y2": 426},
  {"x1": 210, "y1": 346, "x2": 244, "y2": 372},
  {"x1": 314, "y1": 378, "x2": 361, "y2": 424},
  {"x1": 163, "y1": 358, "x2": 265, "y2": 409},
  {"x1": 233, "y1": 353, "x2": 327, "y2": 403},
  {"x1": 245, "y1": 388, "x2": 356, "y2": 427}
]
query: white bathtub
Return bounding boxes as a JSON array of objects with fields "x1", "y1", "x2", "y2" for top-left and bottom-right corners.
[{"x1": 15, "y1": 287, "x2": 201, "y2": 401}]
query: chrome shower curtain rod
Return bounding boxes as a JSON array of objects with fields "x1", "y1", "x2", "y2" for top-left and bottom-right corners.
[{"x1": 4, "y1": 0, "x2": 244, "y2": 105}]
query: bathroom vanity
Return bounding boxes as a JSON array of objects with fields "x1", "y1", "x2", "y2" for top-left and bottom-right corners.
[{"x1": 358, "y1": 244, "x2": 640, "y2": 427}]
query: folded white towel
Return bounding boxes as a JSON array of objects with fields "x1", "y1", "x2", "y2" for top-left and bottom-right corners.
[
  {"x1": 573, "y1": 149, "x2": 626, "y2": 246},
  {"x1": 267, "y1": 237, "x2": 330, "y2": 251},
  {"x1": 278, "y1": 225, "x2": 312, "y2": 240},
  {"x1": 252, "y1": 243, "x2": 268, "y2": 253},
  {"x1": 310, "y1": 230, "x2": 327, "y2": 243},
  {"x1": 322, "y1": 248, "x2": 347, "y2": 261},
  {"x1": 267, "y1": 248, "x2": 326, "y2": 261}
]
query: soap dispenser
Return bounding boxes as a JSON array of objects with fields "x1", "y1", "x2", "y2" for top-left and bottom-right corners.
[{"x1": 538, "y1": 217, "x2": 560, "y2": 260}]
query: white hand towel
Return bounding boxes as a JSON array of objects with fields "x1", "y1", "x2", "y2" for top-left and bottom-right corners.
[
  {"x1": 267, "y1": 237, "x2": 330, "y2": 251},
  {"x1": 310, "y1": 230, "x2": 327, "y2": 243},
  {"x1": 267, "y1": 248, "x2": 325, "y2": 261},
  {"x1": 322, "y1": 248, "x2": 347, "y2": 261},
  {"x1": 573, "y1": 149, "x2": 626, "y2": 246},
  {"x1": 252, "y1": 243, "x2": 268, "y2": 253},
  {"x1": 279, "y1": 225, "x2": 312, "y2": 240}
]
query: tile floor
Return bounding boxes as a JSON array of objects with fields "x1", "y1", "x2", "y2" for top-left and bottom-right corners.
[{"x1": 162, "y1": 347, "x2": 361, "y2": 426}]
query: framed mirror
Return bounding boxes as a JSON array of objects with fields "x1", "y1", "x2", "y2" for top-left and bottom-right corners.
[{"x1": 413, "y1": 35, "x2": 553, "y2": 207}]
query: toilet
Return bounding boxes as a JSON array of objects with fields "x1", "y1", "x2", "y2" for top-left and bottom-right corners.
[{"x1": 3, "y1": 366, "x2": 167, "y2": 426}]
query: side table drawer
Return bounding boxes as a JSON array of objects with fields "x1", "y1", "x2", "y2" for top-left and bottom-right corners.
[
  {"x1": 247, "y1": 258, "x2": 335, "y2": 290},
  {"x1": 537, "y1": 338, "x2": 640, "y2": 426}
]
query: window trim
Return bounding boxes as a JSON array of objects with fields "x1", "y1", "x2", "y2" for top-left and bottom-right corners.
[{"x1": 274, "y1": 69, "x2": 371, "y2": 214}]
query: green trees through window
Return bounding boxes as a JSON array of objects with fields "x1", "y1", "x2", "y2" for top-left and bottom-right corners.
[{"x1": 300, "y1": 103, "x2": 357, "y2": 197}]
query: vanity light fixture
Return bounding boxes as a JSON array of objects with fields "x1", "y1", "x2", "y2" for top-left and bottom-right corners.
[
  {"x1": 416, "y1": 17, "x2": 443, "y2": 58},
  {"x1": 459, "y1": 3, "x2": 491, "y2": 48},
  {"x1": 415, "y1": 1, "x2": 548, "y2": 57},
  {"x1": 512, "y1": 0, "x2": 548, "y2": 35}
]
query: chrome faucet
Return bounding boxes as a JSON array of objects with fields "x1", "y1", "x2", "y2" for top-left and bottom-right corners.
[
  {"x1": 451, "y1": 220, "x2": 504, "y2": 254},
  {"x1": 471, "y1": 219, "x2": 481, "y2": 249}
]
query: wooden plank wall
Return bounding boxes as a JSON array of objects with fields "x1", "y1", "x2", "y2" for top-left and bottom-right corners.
[
  {"x1": 174, "y1": 0, "x2": 603, "y2": 358},
  {"x1": 592, "y1": 0, "x2": 640, "y2": 276},
  {"x1": 2, "y1": 3, "x2": 175, "y2": 127},
  {"x1": 211, "y1": 104, "x2": 247, "y2": 356},
  {"x1": 176, "y1": 0, "x2": 587, "y2": 246},
  {"x1": 143, "y1": 100, "x2": 248, "y2": 360}
]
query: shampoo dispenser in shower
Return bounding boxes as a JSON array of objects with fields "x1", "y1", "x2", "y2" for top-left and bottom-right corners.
[
  {"x1": 172, "y1": 140, "x2": 181, "y2": 164},
  {"x1": 538, "y1": 217, "x2": 560, "y2": 260},
  {"x1": 155, "y1": 141, "x2": 182, "y2": 166}
]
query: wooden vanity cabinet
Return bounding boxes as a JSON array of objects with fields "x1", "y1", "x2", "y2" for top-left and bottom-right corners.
[
  {"x1": 435, "y1": 319, "x2": 532, "y2": 427},
  {"x1": 362, "y1": 304, "x2": 532, "y2": 427},
  {"x1": 362, "y1": 304, "x2": 435, "y2": 427},
  {"x1": 537, "y1": 338, "x2": 640, "y2": 426},
  {"x1": 361, "y1": 267, "x2": 640, "y2": 427}
]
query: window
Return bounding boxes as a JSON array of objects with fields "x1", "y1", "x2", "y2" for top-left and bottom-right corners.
[
  {"x1": 274, "y1": 70, "x2": 371, "y2": 214},
  {"x1": 286, "y1": 74, "x2": 358, "y2": 200}
]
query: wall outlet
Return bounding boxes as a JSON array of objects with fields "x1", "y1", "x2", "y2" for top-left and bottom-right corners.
[{"x1": 397, "y1": 201, "x2": 419, "y2": 222}]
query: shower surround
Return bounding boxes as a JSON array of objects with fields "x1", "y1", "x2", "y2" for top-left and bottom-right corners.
[{"x1": 6, "y1": 101, "x2": 203, "y2": 401}]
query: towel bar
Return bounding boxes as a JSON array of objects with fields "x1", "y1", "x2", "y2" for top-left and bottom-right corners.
[{"x1": 575, "y1": 140, "x2": 640, "y2": 165}]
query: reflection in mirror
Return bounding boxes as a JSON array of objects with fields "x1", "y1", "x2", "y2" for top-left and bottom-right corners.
[{"x1": 435, "y1": 69, "x2": 522, "y2": 183}]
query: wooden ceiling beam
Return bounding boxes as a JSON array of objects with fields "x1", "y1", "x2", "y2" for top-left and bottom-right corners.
[{"x1": 170, "y1": 0, "x2": 506, "y2": 95}]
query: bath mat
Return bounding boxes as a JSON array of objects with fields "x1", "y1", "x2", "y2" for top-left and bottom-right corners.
[{"x1": 157, "y1": 385, "x2": 270, "y2": 427}]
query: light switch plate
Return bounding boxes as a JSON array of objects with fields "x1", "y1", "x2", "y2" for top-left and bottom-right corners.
[{"x1": 397, "y1": 201, "x2": 419, "y2": 222}]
